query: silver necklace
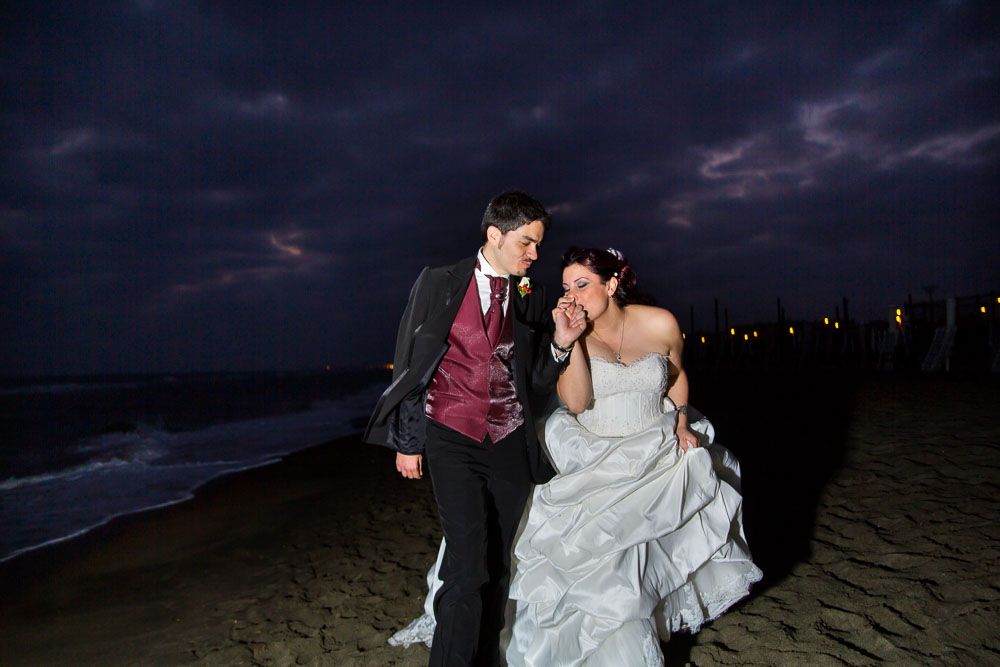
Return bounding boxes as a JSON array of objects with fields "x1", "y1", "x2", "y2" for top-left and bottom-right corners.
[{"x1": 591, "y1": 308, "x2": 626, "y2": 363}]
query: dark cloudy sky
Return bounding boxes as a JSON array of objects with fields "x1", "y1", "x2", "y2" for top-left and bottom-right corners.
[{"x1": 2, "y1": 1, "x2": 997, "y2": 375}]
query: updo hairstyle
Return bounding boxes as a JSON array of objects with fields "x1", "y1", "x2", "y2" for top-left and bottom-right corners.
[{"x1": 560, "y1": 247, "x2": 655, "y2": 307}]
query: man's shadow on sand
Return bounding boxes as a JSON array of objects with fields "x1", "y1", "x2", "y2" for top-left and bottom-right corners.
[{"x1": 663, "y1": 369, "x2": 855, "y2": 664}]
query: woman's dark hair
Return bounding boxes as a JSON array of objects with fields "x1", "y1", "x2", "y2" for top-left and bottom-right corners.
[{"x1": 561, "y1": 246, "x2": 655, "y2": 307}]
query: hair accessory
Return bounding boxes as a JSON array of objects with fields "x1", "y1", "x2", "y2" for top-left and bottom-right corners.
[{"x1": 606, "y1": 247, "x2": 625, "y2": 260}]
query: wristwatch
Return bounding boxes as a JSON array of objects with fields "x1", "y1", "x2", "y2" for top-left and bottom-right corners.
[{"x1": 676, "y1": 404, "x2": 688, "y2": 416}]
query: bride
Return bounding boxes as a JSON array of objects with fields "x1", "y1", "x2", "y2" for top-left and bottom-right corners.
[{"x1": 391, "y1": 247, "x2": 762, "y2": 665}]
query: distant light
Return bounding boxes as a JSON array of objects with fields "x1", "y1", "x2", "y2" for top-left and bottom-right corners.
[
  {"x1": 824, "y1": 317, "x2": 829, "y2": 325},
  {"x1": 835, "y1": 322, "x2": 840, "y2": 329},
  {"x1": 730, "y1": 328, "x2": 735, "y2": 336},
  {"x1": 753, "y1": 331, "x2": 758, "y2": 338},
  {"x1": 743, "y1": 333, "x2": 748, "y2": 341},
  {"x1": 385, "y1": 363, "x2": 394, "y2": 370},
  {"x1": 682, "y1": 333, "x2": 686, "y2": 339},
  {"x1": 982, "y1": 306, "x2": 987, "y2": 313},
  {"x1": 789, "y1": 326, "x2": 795, "y2": 335},
  {"x1": 896, "y1": 308, "x2": 902, "y2": 316},
  {"x1": 325, "y1": 365, "x2": 331, "y2": 371},
  {"x1": 700, "y1": 336, "x2": 706, "y2": 343}
]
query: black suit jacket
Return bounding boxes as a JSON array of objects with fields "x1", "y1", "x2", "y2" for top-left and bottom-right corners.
[{"x1": 364, "y1": 256, "x2": 559, "y2": 483}]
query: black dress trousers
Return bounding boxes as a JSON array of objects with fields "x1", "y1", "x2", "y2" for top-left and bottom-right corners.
[{"x1": 424, "y1": 420, "x2": 532, "y2": 667}]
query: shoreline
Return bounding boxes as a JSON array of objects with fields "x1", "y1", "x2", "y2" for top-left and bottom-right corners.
[
  {"x1": 0, "y1": 433, "x2": 352, "y2": 592},
  {"x1": 0, "y1": 435, "x2": 363, "y2": 592},
  {"x1": 0, "y1": 457, "x2": 287, "y2": 569},
  {"x1": 0, "y1": 370, "x2": 390, "y2": 571},
  {"x1": 1, "y1": 429, "x2": 440, "y2": 665}
]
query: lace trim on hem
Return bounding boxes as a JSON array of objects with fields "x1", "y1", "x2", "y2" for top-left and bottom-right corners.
[
  {"x1": 641, "y1": 630, "x2": 665, "y2": 665},
  {"x1": 663, "y1": 565, "x2": 763, "y2": 634},
  {"x1": 387, "y1": 613, "x2": 434, "y2": 648}
]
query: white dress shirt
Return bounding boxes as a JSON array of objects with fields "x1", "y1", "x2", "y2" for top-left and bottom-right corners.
[
  {"x1": 475, "y1": 249, "x2": 511, "y2": 316},
  {"x1": 476, "y1": 249, "x2": 568, "y2": 362}
]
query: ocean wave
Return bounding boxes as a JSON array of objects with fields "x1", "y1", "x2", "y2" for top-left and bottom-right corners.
[
  {"x1": 75, "y1": 426, "x2": 170, "y2": 454},
  {"x1": 0, "y1": 377, "x2": 387, "y2": 563},
  {"x1": 0, "y1": 457, "x2": 137, "y2": 491}
]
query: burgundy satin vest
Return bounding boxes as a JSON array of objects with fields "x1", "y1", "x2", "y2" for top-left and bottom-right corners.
[{"x1": 425, "y1": 276, "x2": 524, "y2": 443}]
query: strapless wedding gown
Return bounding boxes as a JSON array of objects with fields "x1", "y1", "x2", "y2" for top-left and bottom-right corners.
[
  {"x1": 389, "y1": 353, "x2": 761, "y2": 666},
  {"x1": 506, "y1": 353, "x2": 761, "y2": 665}
]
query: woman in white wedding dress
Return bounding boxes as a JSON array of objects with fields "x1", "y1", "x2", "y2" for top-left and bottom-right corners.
[{"x1": 391, "y1": 247, "x2": 761, "y2": 665}]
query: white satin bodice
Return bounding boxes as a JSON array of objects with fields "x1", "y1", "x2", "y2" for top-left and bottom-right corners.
[{"x1": 575, "y1": 352, "x2": 670, "y2": 437}]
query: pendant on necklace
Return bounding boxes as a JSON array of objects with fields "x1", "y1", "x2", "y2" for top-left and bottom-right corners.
[{"x1": 616, "y1": 354, "x2": 622, "y2": 362}]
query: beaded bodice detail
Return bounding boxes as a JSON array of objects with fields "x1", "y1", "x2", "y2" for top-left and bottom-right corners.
[{"x1": 575, "y1": 353, "x2": 670, "y2": 437}]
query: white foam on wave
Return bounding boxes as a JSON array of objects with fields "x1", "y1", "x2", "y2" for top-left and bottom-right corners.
[
  {"x1": 74, "y1": 427, "x2": 169, "y2": 453},
  {"x1": 1, "y1": 429, "x2": 171, "y2": 491},
  {"x1": 0, "y1": 458, "x2": 132, "y2": 491}
]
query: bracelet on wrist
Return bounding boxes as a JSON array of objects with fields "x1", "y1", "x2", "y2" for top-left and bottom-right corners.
[
  {"x1": 676, "y1": 404, "x2": 688, "y2": 416},
  {"x1": 552, "y1": 341, "x2": 575, "y2": 354}
]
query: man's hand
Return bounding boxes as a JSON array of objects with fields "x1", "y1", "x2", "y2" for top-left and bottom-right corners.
[
  {"x1": 396, "y1": 452, "x2": 423, "y2": 479},
  {"x1": 553, "y1": 296, "x2": 587, "y2": 349}
]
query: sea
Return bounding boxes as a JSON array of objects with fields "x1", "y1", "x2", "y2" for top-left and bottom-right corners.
[{"x1": 0, "y1": 367, "x2": 391, "y2": 564}]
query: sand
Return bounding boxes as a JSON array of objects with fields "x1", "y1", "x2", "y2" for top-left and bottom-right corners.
[{"x1": 1, "y1": 373, "x2": 998, "y2": 666}]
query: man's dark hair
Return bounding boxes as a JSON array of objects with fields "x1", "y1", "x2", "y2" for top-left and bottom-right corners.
[{"x1": 481, "y1": 191, "x2": 551, "y2": 241}]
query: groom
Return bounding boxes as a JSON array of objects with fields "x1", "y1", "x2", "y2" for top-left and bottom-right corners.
[{"x1": 365, "y1": 191, "x2": 583, "y2": 666}]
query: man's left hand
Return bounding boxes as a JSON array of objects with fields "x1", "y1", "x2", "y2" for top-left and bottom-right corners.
[{"x1": 396, "y1": 452, "x2": 423, "y2": 479}]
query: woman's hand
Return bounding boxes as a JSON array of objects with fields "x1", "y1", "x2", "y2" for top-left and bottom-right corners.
[
  {"x1": 676, "y1": 425, "x2": 700, "y2": 452},
  {"x1": 552, "y1": 296, "x2": 587, "y2": 349}
]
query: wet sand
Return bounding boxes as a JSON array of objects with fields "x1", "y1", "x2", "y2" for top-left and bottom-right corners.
[{"x1": 1, "y1": 374, "x2": 998, "y2": 665}]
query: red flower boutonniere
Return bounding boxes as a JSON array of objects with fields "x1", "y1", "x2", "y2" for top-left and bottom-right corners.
[{"x1": 517, "y1": 277, "x2": 532, "y2": 298}]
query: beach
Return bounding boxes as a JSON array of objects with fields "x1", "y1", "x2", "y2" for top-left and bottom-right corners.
[{"x1": 1, "y1": 373, "x2": 998, "y2": 665}]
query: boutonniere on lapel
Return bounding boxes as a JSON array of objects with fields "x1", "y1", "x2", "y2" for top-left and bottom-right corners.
[{"x1": 517, "y1": 277, "x2": 532, "y2": 298}]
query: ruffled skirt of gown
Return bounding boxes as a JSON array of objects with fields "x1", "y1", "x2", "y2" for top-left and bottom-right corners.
[{"x1": 505, "y1": 405, "x2": 762, "y2": 666}]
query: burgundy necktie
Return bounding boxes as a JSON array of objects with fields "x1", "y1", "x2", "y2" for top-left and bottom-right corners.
[{"x1": 485, "y1": 274, "x2": 508, "y2": 346}]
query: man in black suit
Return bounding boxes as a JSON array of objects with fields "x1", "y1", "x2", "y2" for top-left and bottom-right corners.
[{"x1": 365, "y1": 191, "x2": 584, "y2": 666}]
